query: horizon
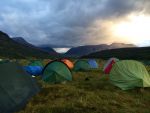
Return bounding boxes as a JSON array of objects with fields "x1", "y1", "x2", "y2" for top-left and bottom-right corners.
[
  {"x1": 53, "y1": 42, "x2": 149, "y2": 53},
  {"x1": 0, "y1": 0, "x2": 150, "y2": 47},
  {"x1": 11, "y1": 36, "x2": 150, "y2": 53}
]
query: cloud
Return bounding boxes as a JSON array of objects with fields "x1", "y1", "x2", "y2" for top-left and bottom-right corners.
[{"x1": 0, "y1": 0, "x2": 150, "y2": 46}]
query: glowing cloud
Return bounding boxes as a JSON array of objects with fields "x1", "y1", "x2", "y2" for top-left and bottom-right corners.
[{"x1": 112, "y1": 14, "x2": 150, "y2": 44}]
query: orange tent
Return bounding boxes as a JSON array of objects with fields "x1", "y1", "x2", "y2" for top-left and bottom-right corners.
[{"x1": 61, "y1": 59, "x2": 74, "y2": 69}]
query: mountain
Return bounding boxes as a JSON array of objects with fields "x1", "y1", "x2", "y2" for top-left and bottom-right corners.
[
  {"x1": 12, "y1": 37, "x2": 58, "y2": 55},
  {"x1": 39, "y1": 46, "x2": 58, "y2": 55},
  {"x1": 83, "y1": 46, "x2": 150, "y2": 60},
  {"x1": 38, "y1": 44, "x2": 73, "y2": 48},
  {"x1": 0, "y1": 31, "x2": 57, "y2": 58},
  {"x1": 65, "y1": 43, "x2": 135, "y2": 57},
  {"x1": 12, "y1": 37, "x2": 34, "y2": 47},
  {"x1": 109, "y1": 43, "x2": 135, "y2": 48}
]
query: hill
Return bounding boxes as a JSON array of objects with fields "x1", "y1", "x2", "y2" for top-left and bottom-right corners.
[
  {"x1": 83, "y1": 46, "x2": 150, "y2": 60},
  {"x1": 12, "y1": 37, "x2": 34, "y2": 47},
  {"x1": 65, "y1": 43, "x2": 135, "y2": 57},
  {"x1": 13, "y1": 37, "x2": 58, "y2": 55},
  {"x1": 0, "y1": 31, "x2": 57, "y2": 58},
  {"x1": 39, "y1": 46, "x2": 58, "y2": 55},
  {"x1": 38, "y1": 44, "x2": 73, "y2": 48}
]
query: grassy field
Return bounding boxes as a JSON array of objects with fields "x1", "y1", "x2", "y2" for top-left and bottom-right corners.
[{"x1": 16, "y1": 59, "x2": 150, "y2": 113}]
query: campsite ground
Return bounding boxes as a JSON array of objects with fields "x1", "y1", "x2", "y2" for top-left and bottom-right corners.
[{"x1": 17, "y1": 59, "x2": 150, "y2": 113}]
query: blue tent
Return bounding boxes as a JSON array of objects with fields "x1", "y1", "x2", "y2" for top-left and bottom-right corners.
[
  {"x1": 88, "y1": 59, "x2": 98, "y2": 68},
  {"x1": 24, "y1": 66, "x2": 43, "y2": 76}
]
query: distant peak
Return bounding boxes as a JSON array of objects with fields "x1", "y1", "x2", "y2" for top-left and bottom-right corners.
[
  {"x1": 110, "y1": 42, "x2": 136, "y2": 46},
  {"x1": 111, "y1": 42, "x2": 124, "y2": 44},
  {"x1": 12, "y1": 37, "x2": 29, "y2": 43},
  {"x1": 13, "y1": 37, "x2": 26, "y2": 41},
  {"x1": 110, "y1": 42, "x2": 127, "y2": 45}
]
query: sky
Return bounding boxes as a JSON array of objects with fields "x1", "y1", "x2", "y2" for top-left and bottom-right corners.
[
  {"x1": 53, "y1": 48, "x2": 70, "y2": 53},
  {"x1": 0, "y1": 0, "x2": 150, "y2": 47}
]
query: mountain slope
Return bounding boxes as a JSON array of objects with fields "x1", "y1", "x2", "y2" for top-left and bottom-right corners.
[
  {"x1": 83, "y1": 47, "x2": 150, "y2": 60},
  {"x1": 39, "y1": 46, "x2": 58, "y2": 55},
  {"x1": 38, "y1": 44, "x2": 73, "y2": 48},
  {"x1": 0, "y1": 31, "x2": 56, "y2": 58},
  {"x1": 12, "y1": 37, "x2": 34, "y2": 47},
  {"x1": 13, "y1": 37, "x2": 57, "y2": 55},
  {"x1": 65, "y1": 43, "x2": 135, "y2": 57}
]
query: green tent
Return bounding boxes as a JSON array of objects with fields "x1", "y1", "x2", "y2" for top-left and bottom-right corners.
[
  {"x1": 29, "y1": 60, "x2": 44, "y2": 67},
  {"x1": 73, "y1": 59, "x2": 91, "y2": 71},
  {"x1": 42, "y1": 61, "x2": 72, "y2": 84},
  {"x1": 0, "y1": 62, "x2": 39, "y2": 113},
  {"x1": 109, "y1": 60, "x2": 150, "y2": 90}
]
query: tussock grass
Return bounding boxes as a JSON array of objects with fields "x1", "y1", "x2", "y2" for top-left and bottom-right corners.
[{"x1": 17, "y1": 65, "x2": 150, "y2": 113}]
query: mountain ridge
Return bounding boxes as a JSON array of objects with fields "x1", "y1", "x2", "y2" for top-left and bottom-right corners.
[
  {"x1": 83, "y1": 46, "x2": 150, "y2": 60},
  {"x1": 12, "y1": 37, "x2": 34, "y2": 47},
  {"x1": 12, "y1": 37, "x2": 58, "y2": 55},
  {"x1": 65, "y1": 43, "x2": 136, "y2": 57},
  {"x1": 0, "y1": 31, "x2": 57, "y2": 58}
]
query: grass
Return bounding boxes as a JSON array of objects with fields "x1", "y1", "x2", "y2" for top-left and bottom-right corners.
[{"x1": 17, "y1": 60, "x2": 150, "y2": 113}]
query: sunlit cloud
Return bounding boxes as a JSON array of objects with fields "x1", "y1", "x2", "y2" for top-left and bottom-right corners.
[{"x1": 112, "y1": 14, "x2": 150, "y2": 45}]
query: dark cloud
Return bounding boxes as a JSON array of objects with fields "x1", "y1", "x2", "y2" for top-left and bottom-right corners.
[{"x1": 0, "y1": 0, "x2": 149, "y2": 46}]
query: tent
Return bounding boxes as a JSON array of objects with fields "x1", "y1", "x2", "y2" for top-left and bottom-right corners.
[
  {"x1": 0, "y1": 62, "x2": 39, "y2": 113},
  {"x1": 103, "y1": 58, "x2": 119, "y2": 74},
  {"x1": 73, "y1": 59, "x2": 98, "y2": 71},
  {"x1": 61, "y1": 59, "x2": 74, "y2": 69},
  {"x1": 29, "y1": 60, "x2": 44, "y2": 67},
  {"x1": 73, "y1": 59, "x2": 91, "y2": 71},
  {"x1": 88, "y1": 59, "x2": 98, "y2": 68},
  {"x1": 109, "y1": 60, "x2": 150, "y2": 90},
  {"x1": 23, "y1": 66, "x2": 43, "y2": 76},
  {"x1": 42, "y1": 61, "x2": 72, "y2": 84},
  {"x1": 25, "y1": 60, "x2": 44, "y2": 76}
]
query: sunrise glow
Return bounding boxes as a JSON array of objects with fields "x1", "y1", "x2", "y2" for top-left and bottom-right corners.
[{"x1": 112, "y1": 14, "x2": 150, "y2": 44}]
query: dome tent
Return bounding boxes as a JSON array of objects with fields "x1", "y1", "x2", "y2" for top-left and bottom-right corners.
[
  {"x1": 88, "y1": 59, "x2": 98, "y2": 68},
  {"x1": 0, "y1": 62, "x2": 39, "y2": 113},
  {"x1": 42, "y1": 60, "x2": 72, "y2": 84},
  {"x1": 109, "y1": 60, "x2": 150, "y2": 90},
  {"x1": 103, "y1": 58, "x2": 119, "y2": 74},
  {"x1": 73, "y1": 59, "x2": 98, "y2": 71},
  {"x1": 29, "y1": 60, "x2": 44, "y2": 67},
  {"x1": 24, "y1": 60, "x2": 44, "y2": 76},
  {"x1": 23, "y1": 66, "x2": 43, "y2": 76},
  {"x1": 73, "y1": 59, "x2": 91, "y2": 71},
  {"x1": 61, "y1": 59, "x2": 74, "y2": 69}
]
